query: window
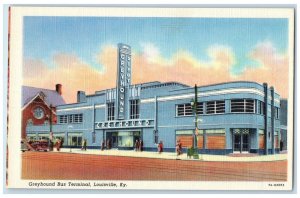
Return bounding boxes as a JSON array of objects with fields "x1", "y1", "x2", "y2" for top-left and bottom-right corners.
[
  {"x1": 130, "y1": 100, "x2": 140, "y2": 119},
  {"x1": 107, "y1": 102, "x2": 115, "y2": 121},
  {"x1": 74, "y1": 114, "x2": 83, "y2": 123},
  {"x1": 117, "y1": 131, "x2": 140, "y2": 147},
  {"x1": 275, "y1": 107, "x2": 279, "y2": 119},
  {"x1": 69, "y1": 114, "x2": 83, "y2": 123},
  {"x1": 196, "y1": 102, "x2": 204, "y2": 115},
  {"x1": 258, "y1": 101, "x2": 266, "y2": 115},
  {"x1": 177, "y1": 104, "x2": 192, "y2": 116},
  {"x1": 67, "y1": 133, "x2": 82, "y2": 146},
  {"x1": 58, "y1": 114, "x2": 82, "y2": 124},
  {"x1": 205, "y1": 129, "x2": 226, "y2": 135},
  {"x1": 33, "y1": 107, "x2": 45, "y2": 119},
  {"x1": 206, "y1": 100, "x2": 225, "y2": 114},
  {"x1": 106, "y1": 89, "x2": 116, "y2": 100},
  {"x1": 231, "y1": 99, "x2": 255, "y2": 113},
  {"x1": 176, "y1": 102, "x2": 203, "y2": 116},
  {"x1": 176, "y1": 130, "x2": 194, "y2": 135},
  {"x1": 58, "y1": 115, "x2": 68, "y2": 124},
  {"x1": 130, "y1": 86, "x2": 140, "y2": 97}
]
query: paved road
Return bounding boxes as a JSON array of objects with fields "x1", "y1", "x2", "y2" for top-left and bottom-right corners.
[{"x1": 22, "y1": 152, "x2": 287, "y2": 181}]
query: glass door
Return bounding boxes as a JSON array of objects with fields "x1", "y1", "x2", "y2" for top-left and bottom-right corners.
[
  {"x1": 106, "y1": 132, "x2": 118, "y2": 148},
  {"x1": 111, "y1": 135, "x2": 118, "y2": 148},
  {"x1": 242, "y1": 133, "x2": 249, "y2": 152},
  {"x1": 232, "y1": 129, "x2": 250, "y2": 153},
  {"x1": 234, "y1": 133, "x2": 241, "y2": 152}
]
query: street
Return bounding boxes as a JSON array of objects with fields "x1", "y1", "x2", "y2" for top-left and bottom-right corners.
[{"x1": 22, "y1": 152, "x2": 287, "y2": 181}]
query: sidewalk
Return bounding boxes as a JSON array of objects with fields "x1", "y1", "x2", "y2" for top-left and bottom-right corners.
[{"x1": 53, "y1": 148, "x2": 288, "y2": 162}]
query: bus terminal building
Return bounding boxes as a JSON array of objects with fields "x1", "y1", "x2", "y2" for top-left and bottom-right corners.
[{"x1": 26, "y1": 43, "x2": 283, "y2": 155}]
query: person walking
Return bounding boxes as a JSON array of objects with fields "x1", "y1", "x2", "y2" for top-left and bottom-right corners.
[
  {"x1": 134, "y1": 139, "x2": 139, "y2": 151},
  {"x1": 106, "y1": 139, "x2": 109, "y2": 150},
  {"x1": 81, "y1": 139, "x2": 84, "y2": 150},
  {"x1": 176, "y1": 140, "x2": 182, "y2": 156},
  {"x1": 56, "y1": 139, "x2": 61, "y2": 151},
  {"x1": 101, "y1": 141, "x2": 105, "y2": 151},
  {"x1": 139, "y1": 139, "x2": 143, "y2": 152},
  {"x1": 60, "y1": 138, "x2": 64, "y2": 149},
  {"x1": 158, "y1": 141, "x2": 163, "y2": 154},
  {"x1": 82, "y1": 139, "x2": 87, "y2": 151},
  {"x1": 108, "y1": 139, "x2": 112, "y2": 149},
  {"x1": 83, "y1": 139, "x2": 87, "y2": 151}
]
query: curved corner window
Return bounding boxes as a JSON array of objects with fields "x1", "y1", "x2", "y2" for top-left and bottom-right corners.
[{"x1": 231, "y1": 99, "x2": 255, "y2": 113}]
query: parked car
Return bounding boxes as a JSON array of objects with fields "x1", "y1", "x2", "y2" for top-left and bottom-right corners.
[
  {"x1": 21, "y1": 140, "x2": 29, "y2": 152},
  {"x1": 29, "y1": 140, "x2": 49, "y2": 152}
]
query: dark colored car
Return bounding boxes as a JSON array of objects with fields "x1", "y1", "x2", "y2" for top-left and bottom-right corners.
[
  {"x1": 21, "y1": 140, "x2": 29, "y2": 152},
  {"x1": 28, "y1": 140, "x2": 49, "y2": 152}
]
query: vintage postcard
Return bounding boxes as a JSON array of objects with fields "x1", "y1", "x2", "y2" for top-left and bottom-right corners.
[{"x1": 6, "y1": 6, "x2": 294, "y2": 190}]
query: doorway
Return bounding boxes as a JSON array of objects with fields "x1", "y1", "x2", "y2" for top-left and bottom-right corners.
[
  {"x1": 106, "y1": 132, "x2": 118, "y2": 148},
  {"x1": 233, "y1": 129, "x2": 250, "y2": 153}
]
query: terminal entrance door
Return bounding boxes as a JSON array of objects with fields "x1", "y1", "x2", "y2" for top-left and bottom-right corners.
[
  {"x1": 233, "y1": 129, "x2": 250, "y2": 153},
  {"x1": 106, "y1": 132, "x2": 118, "y2": 148}
]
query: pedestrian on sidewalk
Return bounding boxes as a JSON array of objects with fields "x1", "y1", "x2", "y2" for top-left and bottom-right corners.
[
  {"x1": 139, "y1": 139, "x2": 143, "y2": 152},
  {"x1": 158, "y1": 141, "x2": 163, "y2": 154},
  {"x1": 101, "y1": 141, "x2": 105, "y2": 151},
  {"x1": 106, "y1": 139, "x2": 110, "y2": 150},
  {"x1": 56, "y1": 139, "x2": 61, "y2": 151},
  {"x1": 82, "y1": 139, "x2": 87, "y2": 151},
  {"x1": 60, "y1": 138, "x2": 64, "y2": 149},
  {"x1": 176, "y1": 140, "x2": 182, "y2": 156},
  {"x1": 134, "y1": 139, "x2": 139, "y2": 151}
]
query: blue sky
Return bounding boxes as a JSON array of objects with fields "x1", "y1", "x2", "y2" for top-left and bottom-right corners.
[{"x1": 24, "y1": 16, "x2": 288, "y2": 75}]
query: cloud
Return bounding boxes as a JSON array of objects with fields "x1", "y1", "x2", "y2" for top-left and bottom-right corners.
[
  {"x1": 23, "y1": 52, "x2": 114, "y2": 103},
  {"x1": 237, "y1": 41, "x2": 289, "y2": 98},
  {"x1": 23, "y1": 41, "x2": 289, "y2": 103},
  {"x1": 132, "y1": 43, "x2": 235, "y2": 87},
  {"x1": 139, "y1": 42, "x2": 173, "y2": 66}
]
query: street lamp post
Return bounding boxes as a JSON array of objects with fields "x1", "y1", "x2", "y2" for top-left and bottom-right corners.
[
  {"x1": 48, "y1": 104, "x2": 53, "y2": 151},
  {"x1": 191, "y1": 84, "x2": 198, "y2": 149}
]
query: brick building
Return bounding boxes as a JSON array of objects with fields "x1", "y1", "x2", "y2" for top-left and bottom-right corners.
[{"x1": 21, "y1": 84, "x2": 65, "y2": 139}]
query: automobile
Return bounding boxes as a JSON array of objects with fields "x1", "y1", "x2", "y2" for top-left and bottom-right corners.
[
  {"x1": 29, "y1": 140, "x2": 49, "y2": 152},
  {"x1": 21, "y1": 140, "x2": 29, "y2": 152}
]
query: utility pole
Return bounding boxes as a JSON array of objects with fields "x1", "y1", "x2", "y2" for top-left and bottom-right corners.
[{"x1": 194, "y1": 84, "x2": 198, "y2": 148}]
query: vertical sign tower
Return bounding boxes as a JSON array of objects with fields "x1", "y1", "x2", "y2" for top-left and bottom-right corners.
[{"x1": 116, "y1": 43, "x2": 131, "y2": 120}]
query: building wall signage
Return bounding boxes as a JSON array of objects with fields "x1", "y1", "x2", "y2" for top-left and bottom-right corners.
[
  {"x1": 95, "y1": 119, "x2": 154, "y2": 129},
  {"x1": 116, "y1": 43, "x2": 131, "y2": 120}
]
